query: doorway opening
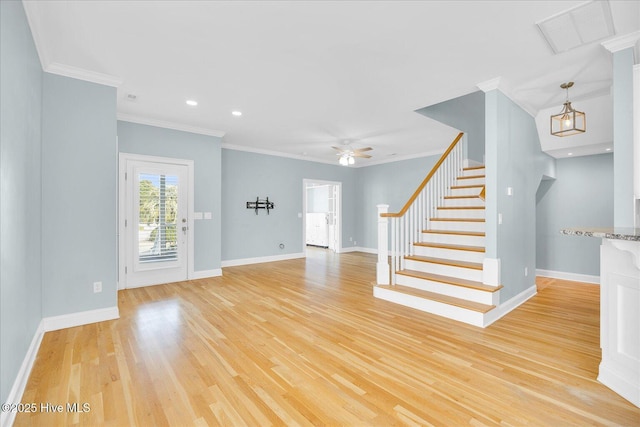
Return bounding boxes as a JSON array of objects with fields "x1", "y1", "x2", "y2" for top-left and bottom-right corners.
[{"x1": 303, "y1": 179, "x2": 341, "y2": 254}]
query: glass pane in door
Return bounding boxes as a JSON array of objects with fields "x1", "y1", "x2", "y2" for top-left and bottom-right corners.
[{"x1": 137, "y1": 172, "x2": 179, "y2": 263}]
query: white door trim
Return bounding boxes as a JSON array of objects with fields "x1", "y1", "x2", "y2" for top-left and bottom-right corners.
[
  {"x1": 302, "y1": 179, "x2": 342, "y2": 254},
  {"x1": 118, "y1": 153, "x2": 195, "y2": 289}
]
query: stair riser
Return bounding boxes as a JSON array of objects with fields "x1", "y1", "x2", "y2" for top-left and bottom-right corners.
[
  {"x1": 450, "y1": 187, "x2": 484, "y2": 197},
  {"x1": 421, "y1": 233, "x2": 485, "y2": 246},
  {"x1": 404, "y1": 259, "x2": 483, "y2": 282},
  {"x1": 435, "y1": 209, "x2": 485, "y2": 219},
  {"x1": 373, "y1": 286, "x2": 485, "y2": 327},
  {"x1": 395, "y1": 274, "x2": 499, "y2": 305},
  {"x1": 456, "y1": 177, "x2": 485, "y2": 186},
  {"x1": 461, "y1": 168, "x2": 485, "y2": 178},
  {"x1": 441, "y1": 198, "x2": 485, "y2": 208},
  {"x1": 429, "y1": 220, "x2": 485, "y2": 233},
  {"x1": 412, "y1": 246, "x2": 485, "y2": 263}
]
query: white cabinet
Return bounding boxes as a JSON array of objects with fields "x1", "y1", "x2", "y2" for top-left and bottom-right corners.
[
  {"x1": 306, "y1": 213, "x2": 329, "y2": 247},
  {"x1": 599, "y1": 238, "x2": 640, "y2": 407}
]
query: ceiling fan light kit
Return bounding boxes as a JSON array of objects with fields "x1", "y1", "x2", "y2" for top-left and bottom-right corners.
[
  {"x1": 332, "y1": 144, "x2": 373, "y2": 166},
  {"x1": 550, "y1": 81, "x2": 586, "y2": 137}
]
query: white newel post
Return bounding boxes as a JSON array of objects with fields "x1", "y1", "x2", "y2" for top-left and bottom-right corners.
[{"x1": 376, "y1": 204, "x2": 390, "y2": 285}]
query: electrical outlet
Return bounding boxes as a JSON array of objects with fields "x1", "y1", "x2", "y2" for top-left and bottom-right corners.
[
  {"x1": 524, "y1": 267, "x2": 528, "y2": 277},
  {"x1": 353, "y1": 241, "x2": 357, "y2": 246},
  {"x1": 93, "y1": 281, "x2": 102, "y2": 293},
  {"x1": 498, "y1": 213, "x2": 503, "y2": 224},
  {"x1": 349, "y1": 237, "x2": 353, "y2": 241}
]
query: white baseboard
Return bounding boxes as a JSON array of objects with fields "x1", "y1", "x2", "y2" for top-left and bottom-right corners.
[
  {"x1": 341, "y1": 246, "x2": 376, "y2": 254},
  {"x1": 483, "y1": 285, "x2": 537, "y2": 327},
  {"x1": 536, "y1": 269, "x2": 600, "y2": 285},
  {"x1": 43, "y1": 306, "x2": 120, "y2": 332},
  {"x1": 221, "y1": 252, "x2": 305, "y2": 268},
  {"x1": 1, "y1": 320, "x2": 45, "y2": 427},
  {"x1": 190, "y1": 268, "x2": 222, "y2": 280},
  {"x1": 599, "y1": 363, "x2": 640, "y2": 407}
]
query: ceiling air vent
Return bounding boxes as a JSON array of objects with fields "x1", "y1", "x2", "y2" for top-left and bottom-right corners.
[{"x1": 536, "y1": 0, "x2": 615, "y2": 54}]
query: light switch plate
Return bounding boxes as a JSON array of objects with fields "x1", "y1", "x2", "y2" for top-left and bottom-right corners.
[
  {"x1": 194, "y1": 212, "x2": 203, "y2": 220},
  {"x1": 204, "y1": 212, "x2": 212, "y2": 220}
]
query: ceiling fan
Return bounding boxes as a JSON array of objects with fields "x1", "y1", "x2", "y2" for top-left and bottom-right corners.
[{"x1": 331, "y1": 142, "x2": 372, "y2": 165}]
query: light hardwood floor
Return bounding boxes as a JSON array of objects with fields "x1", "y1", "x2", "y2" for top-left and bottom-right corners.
[{"x1": 15, "y1": 250, "x2": 640, "y2": 426}]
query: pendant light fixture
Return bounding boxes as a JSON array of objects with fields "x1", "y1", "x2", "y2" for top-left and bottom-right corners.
[{"x1": 550, "y1": 82, "x2": 586, "y2": 137}]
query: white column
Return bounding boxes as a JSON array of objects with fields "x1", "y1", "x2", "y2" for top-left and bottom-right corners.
[{"x1": 376, "y1": 204, "x2": 390, "y2": 285}]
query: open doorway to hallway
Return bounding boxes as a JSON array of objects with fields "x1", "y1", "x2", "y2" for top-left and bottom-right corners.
[{"x1": 303, "y1": 179, "x2": 341, "y2": 253}]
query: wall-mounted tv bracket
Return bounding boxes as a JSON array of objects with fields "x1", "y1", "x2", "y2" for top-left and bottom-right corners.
[{"x1": 246, "y1": 197, "x2": 275, "y2": 215}]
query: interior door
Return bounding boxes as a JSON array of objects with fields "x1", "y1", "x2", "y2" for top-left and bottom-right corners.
[{"x1": 124, "y1": 159, "x2": 189, "y2": 288}]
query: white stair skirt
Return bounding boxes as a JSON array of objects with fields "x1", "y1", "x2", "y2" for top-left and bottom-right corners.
[{"x1": 374, "y1": 286, "x2": 488, "y2": 327}]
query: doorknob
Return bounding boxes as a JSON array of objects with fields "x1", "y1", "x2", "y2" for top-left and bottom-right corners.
[{"x1": 182, "y1": 226, "x2": 188, "y2": 235}]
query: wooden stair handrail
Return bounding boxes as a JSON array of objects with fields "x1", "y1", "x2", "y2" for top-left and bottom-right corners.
[{"x1": 381, "y1": 132, "x2": 464, "y2": 218}]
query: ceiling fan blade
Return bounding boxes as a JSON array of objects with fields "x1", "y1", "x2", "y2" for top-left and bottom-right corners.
[
  {"x1": 353, "y1": 153, "x2": 372, "y2": 159},
  {"x1": 331, "y1": 146, "x2": 344, "y2": 152},
  {"x1": 354, "y1": 147, "x2": 373, "y2": 152}
]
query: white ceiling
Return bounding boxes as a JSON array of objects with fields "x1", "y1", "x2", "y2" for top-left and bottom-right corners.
[{"x1": 22, "y1": 1, "x2": 640, "y2": 165}]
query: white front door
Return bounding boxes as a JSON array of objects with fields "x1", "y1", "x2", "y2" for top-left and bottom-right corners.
[{"x1": 120, "y1": 155, "x2": 191, "y2": 288}]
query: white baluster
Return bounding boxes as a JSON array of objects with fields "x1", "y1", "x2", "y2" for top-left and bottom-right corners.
[
  {"x1": 376, "y1": 204, "x2": 390, "y2": 285},
  {"x1": 391, "y1": 218, "x2": 396, "y2": 284}
]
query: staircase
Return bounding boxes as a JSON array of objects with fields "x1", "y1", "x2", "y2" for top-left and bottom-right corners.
[{"x1": 373, "y1": 134, "x2": 502, "y2": 327}]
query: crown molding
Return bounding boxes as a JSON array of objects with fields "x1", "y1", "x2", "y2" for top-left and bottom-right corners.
[
  {"x1": 45, "y1": 63, "x2": 122, "y2": 88},
  {"x1": 221, "y1": 142, "x2": 444, "y2": 168},
  {"x1": 21, "y1": 0, "x2": 50, "y2": 69},
  {"x1": 221, "y1": 143, "x2": 337, "y2": 165},
  {"x1": 23, "y1": 2, "x2": 121, "y2": 87},
  {"x1": 476, "y1": 76, "x2": 538, "y2": 117},
  {"x1": 476, "y1": 77, "x2": 502, "y2": 93},
  {"x1": 601, "y1": 31, "x2": 640, "y2": 53},
  {"x1": 118, "y1": 113, "x2": 226, "y2": 138}
]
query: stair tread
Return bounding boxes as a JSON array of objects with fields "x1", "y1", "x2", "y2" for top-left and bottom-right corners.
[
  {"x1": 422, "y1": 230, "x2": 485, "y2": 236},
  {"x1": 463, "y1": 165, "x2": 485, "y2": 171},
  {"x1": 376, "y1": 284, "x2": 495, "y2": 313},
  {"x1": 444, "y1": 195, "x2": 483, "y2": 200},
  {"x1": 437, "y1": 206, "x2": 485, "y2": 210},
  {"x1": 457, "y1": 175, "x2": 485, "y2": 180},
  {"x1": 405, "y1": 255, "x2": 483, "y2": 270},
  {"x1": 414, "y1": 242, "x2": 485, "y2": 252},
  {"x1": 451, "y1": 184, "x2": 484, "y2": 189},
  {"x1": 430, "y1": 218, "x2": 485, "y2": 222},
  {"x1": 396, "y1": 269, "x2": 502, "y2": 292}
]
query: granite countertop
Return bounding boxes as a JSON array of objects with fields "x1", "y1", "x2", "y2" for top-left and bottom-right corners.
[{"x1": 560, "y1": 227, "x2": 640, "y2": 242}]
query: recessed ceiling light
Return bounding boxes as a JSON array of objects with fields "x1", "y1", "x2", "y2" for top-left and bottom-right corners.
[
  {"x1": 605, "y1": 148, "x2": 611, "y2": 151},
  {"x1": 567, "y1": 152, "x2": 573, "y2": 156},
  {"x1": 232, "y1": 111, "x2": 242, "y2": 116},
  {"x1": 186, "y1": 100, "x2": 198, "y2": 107}
]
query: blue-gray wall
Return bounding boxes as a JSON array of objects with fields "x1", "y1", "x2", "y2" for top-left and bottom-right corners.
[
  {"x1": 117, "y1": 121, "x2": 222, "y2": 272},
  {"x1": 356, "y1": 155, "x2": 439, "y2": 250},
  {"x1": 0, "y1": 0, "x2": 43, "y2": 404},
  {"x1": 612, "y1": 48, "x2": 635, "y2": 227},
  {"x1": 41, "y1": 73, "x2": 117, "y2": 317},
  {"x1": 536, "y1": 154, "x2": 613, "y2": 276},
  {"x1": 416, "y1": 91, "x2": 485, "y2": 163},
  {"x1": 485, "y1": 90, "x2": 555, "y2": 301},
  {"x1": 221, "y1": 150, "x2": 358, "y2": 260}
]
